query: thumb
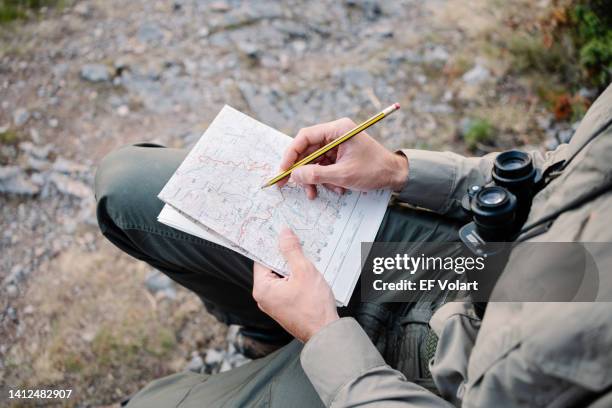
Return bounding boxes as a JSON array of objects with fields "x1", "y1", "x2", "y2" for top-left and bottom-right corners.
[
  {"x1": 278, "y1": 227, "x2": 311, "y2": 276},
  {"x1": 290, "y1": 163, "x2": 346, "y2": 186}
]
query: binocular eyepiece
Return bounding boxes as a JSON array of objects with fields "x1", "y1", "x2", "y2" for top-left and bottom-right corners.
[
  {"x1": 460, "y1": 150, "x2": 538, "y2": 251},
  {"x1": 468, "y1": 185, "x2": 517, "y2": 242}
]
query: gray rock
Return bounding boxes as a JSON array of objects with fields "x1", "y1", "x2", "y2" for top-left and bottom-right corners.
[
  {"x1": 337, "y1": 67, "x2": 373, "y2": 89},
  {"x1": 366, "y1": 25, "x2": 393, "y2": 38},
  {"x1": 545, "y1": 136, "x2": 560, "y2": 150},
  {"x1": 423, "y1": 45, "x2": 449, "y2": 63},
  {"x1": 52, "y1": 63, "x2": 69, "y2": 78},
  {"x1": 387, "y1": 50, "x2": 422, "y2": 66},
  {"x1": 578, "y1": 87, "x2": 597, "y2": 100},
  {"x1": 210, "y1": 1, "x2": 231, "y2": 12},
  {"x1": 419, "y1": 103, "x2": 453, "y2": 114},
  {"x1": 19, "y1": 141, "x2": 53, "y2": 159},
  {"x1": 145, "y1": 269, "x2": 173, "y2": 293},
  {"x1": 186, "y1": 352, "x2": 204, "y2": 372},
  {"x1": 0, "y1": 166, "x2": 20, "y2": 181},
  {"x1": 27, "y1": 157, "x2": 50, "y2": 172},
  {"x1": 462, "y1": 64, "x2": 490, "y2": 84},
  {"x1": 117, "y1": 105, "x2": 130, "y2": 117},
  {"x1": 237, "y1": 41, "x2": 261, "y2": 60},
  {"x1": 29, "y1": 128, "x2": 41, "y2": 144},
  {"x1": 137, "y1": 21, "x2": 164, "y2": 44},
  {"x1": 345, "y1": 0, "x2": 382, "y2": 21},
  {"x1": 558, "y1": 128, "x2": 574, "y2": 144},
  {"x1": 204, "y1": 348, "x2": 225, "y2": 366},
  {"x1": 197, "y1": 26, "x2": 210, "y2": 38},
  {"x1": 161, "y1": 286, "x2": 177, "y2": 300},
  {"x1": 292, "y1": 40, "x2": 307, "y2": 54},
  {"x1": 536, "y1": 115, "x2": 553, "y2": 131},
  {"x1": 13, "y1": 108, "x2": 30, "y2": 127},
  {"x1": 0, "y1": 167, "x2": 40, "y2": 196},
  {"x1": 227, "y1": 351, "x2": 250, "y2": 368},
  {"x1": 3, "y1": 264, "x2": 25, "y2": 286},
  {"x1": 52, "y1": 157, "x2": 88, "y2": 174},
  {"x1": 179, "y1": 131, "x2": 200, "y2": 149},
  {"x1": 6, "y1": 306, "x2": 17, "y2": 321},
  {"x1": 219, "y1": 359, "x2": 233, "y2": 373},
  {"x1": 30, "y1": 172, "x2": 47, "y2": 186},
  {"x1": 80, "y1": 64, "x2": 111, "y2": 83},
  {"x1": 172, "y1": 0, "x2": 184, "y2": 11},
  {"x1": 6, "y1": 284, "x2": 18, "y2": 297},
  {"x1": 73, "y1": 2, "x2": 92, "y2": 17},
  {"x1": 273, "y1": 20, "x2": 309, "y2": 40},
  {"x1": 237, "y1": 82, "x2": 289, "y2": 128},
  {"x1": 49, "y1": 173, "x2": 91, "y2": 199}
]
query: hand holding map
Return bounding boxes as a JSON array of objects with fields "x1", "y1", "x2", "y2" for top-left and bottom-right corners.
[{"x1": 157, "y1": 105, "x2": 391, "y2": 306}]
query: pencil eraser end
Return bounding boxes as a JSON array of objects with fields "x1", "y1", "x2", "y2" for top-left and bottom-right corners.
[{"x1": 394, "y1": 102, "x2": 400, "y2": 110}]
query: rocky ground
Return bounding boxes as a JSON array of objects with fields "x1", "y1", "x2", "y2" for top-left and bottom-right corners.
[{"x1": 0, "y1": 0, "x2": 587, "y2": 406}]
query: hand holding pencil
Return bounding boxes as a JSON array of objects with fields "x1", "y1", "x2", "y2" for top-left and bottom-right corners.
[{"x1": 274, "y1": 104, "x2": 409, "y2": 200}]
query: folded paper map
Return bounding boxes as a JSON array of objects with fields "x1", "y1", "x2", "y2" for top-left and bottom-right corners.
[{"x1": 157, "y1": 105, "x2": 391, "y2": 306}]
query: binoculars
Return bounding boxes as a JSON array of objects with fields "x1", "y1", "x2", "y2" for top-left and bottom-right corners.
[{"x1": 459, "y1": 150, "x2": 539, "y2": 255}]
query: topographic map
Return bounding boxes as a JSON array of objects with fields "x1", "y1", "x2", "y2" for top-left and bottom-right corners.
[{"x1": 158, "y1": 105, "x2": 390, "y2": 305}]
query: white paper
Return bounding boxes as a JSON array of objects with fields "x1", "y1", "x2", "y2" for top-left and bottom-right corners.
[{"x1": 158, "y1": 105, "x2": 391, "y2": 305}]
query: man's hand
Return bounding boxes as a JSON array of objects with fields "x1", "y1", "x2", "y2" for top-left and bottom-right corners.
[
  {"x1": 278, "y1": 117, "x2": 409, "y2": 199},
  {"x1": 252, "y1": 228, "x2": 339, "y2": 343}
]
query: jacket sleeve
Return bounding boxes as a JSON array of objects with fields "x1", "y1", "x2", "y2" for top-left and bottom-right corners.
[
  {"x1": 396, "y1": 149, "x2": 498, "y2": 219},
  {"x1": 396, "y1": 146, "x2": 569, "y2": 219},
  {"x1": 300, "y1": 318, "x2": 454, "y2": 408}
]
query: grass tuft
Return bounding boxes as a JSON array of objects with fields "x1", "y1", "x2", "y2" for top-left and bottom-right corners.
[
  {"x1": 0, "y1": 0, "x2": 64, "y2": 24},
  {"x1": 0, "y1": 129, "x2": 22, "y2": 145},
  {"x1": 464, "y1": 118, "x2": 495, "y2": 151}
]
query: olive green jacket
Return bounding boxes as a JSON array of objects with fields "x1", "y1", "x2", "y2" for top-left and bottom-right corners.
[{"x1": 300, "y1": 84, "x2": 612, "y2": 407}]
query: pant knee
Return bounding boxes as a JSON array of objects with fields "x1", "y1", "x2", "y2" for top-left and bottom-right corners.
[{"x1": 95, "y1": 144, "x2": 186, "y2": 230}]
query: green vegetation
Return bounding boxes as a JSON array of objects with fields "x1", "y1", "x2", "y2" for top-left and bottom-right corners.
[
  {"x1": 508, "y1": 34, "x2": 570, "y2": 81},
  {"x1": 502, "y1": 0, "x2": 610, "y2": 123},
  {"x1": 0, "y1": 0, "x2": 63, "y2": 24},
  {"x1": 507, "y1": 0, "x2": 611, "y2": 91},
  {"x1": 464, "y1": 119, "x2": 495, "y2": 151},
  {"x1": 0, "y1": 128, "x2": 21, "y2": 144},
  {"x1": 572, "y1": 1, "x2": 612, "y2": 88}
]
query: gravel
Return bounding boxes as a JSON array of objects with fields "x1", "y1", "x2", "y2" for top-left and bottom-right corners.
[{"x1": 80, "y1": 64, "x2": 111, "y2": 82}]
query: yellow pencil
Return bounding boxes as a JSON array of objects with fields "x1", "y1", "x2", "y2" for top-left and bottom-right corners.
[{"x1": 261, "y1": 103, "x2": 400, "y2": 189}]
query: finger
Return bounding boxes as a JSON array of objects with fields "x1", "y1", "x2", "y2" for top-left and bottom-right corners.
[
  {"x1": 277, "y1": 145, "x2": 326, "y2": 189},
  {"x1": 290, "y1": 163, "x2": 347, "y2": 187},
  {"x1": 276, "y1": 176, "x2": 290, "y2": 188},
  {"x1": 252, "y1": 263, "x2": 279, "y2": 300},
  {"x1": 278, "y1": 228, "x2": 311, "y2": 276},
  {"x1": 280, "y1": 118, "x2": 353, "y2": 171},
  {"x1": 280, "y1": 127, "x2": 327, "y2": 171},
  {"x1": 322, "y1": 184, "x2": 345, "y2": 195},
  {"x1": 305, "y1": 184, "x2": 317, "y2": 200}
]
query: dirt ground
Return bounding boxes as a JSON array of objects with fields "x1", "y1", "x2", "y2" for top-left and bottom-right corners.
[{"x1": 0, "y1": 0, "x2": 587, "y2": 406}]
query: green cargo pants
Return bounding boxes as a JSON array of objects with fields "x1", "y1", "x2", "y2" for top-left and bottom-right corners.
[{"x1": 95, "y1": 144, "x2": 463, "y2": 407}]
